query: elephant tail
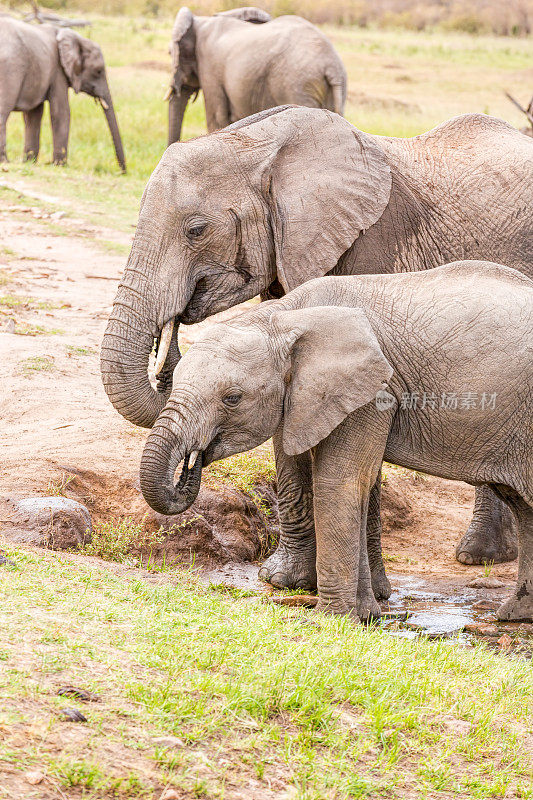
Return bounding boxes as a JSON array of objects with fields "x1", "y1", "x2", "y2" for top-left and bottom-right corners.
[{"x1": 325, "y1": 65, "x2": 346, "y2": 116}]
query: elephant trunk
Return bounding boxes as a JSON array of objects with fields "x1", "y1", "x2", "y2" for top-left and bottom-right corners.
[
  {"x1": 100, "y1": 280, "x2": 181, "y2": 429},
  {"x1": 167, "y1": 86, "x2": 195, "y2": 146},
  {"x1": 140, "y1": 409, "x2": 203, "y2": 515},
  {"x1": 99, "y1": 88, "x2": 126, "y2": 172}
]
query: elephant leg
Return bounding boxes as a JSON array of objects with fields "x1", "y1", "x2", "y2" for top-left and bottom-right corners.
[
  {"x1": 0, "y1": 111, "x2": 8, "y2": 162},
  {"x1": 367, "y1": 469, "x2": 392, "y2": 601},
  {"x1": 203, "y1": 86, "x2": 231, "y2": 133},
  {"x1": 258, "y1": 429, "x2": 317, "y2": 590},
  {"x1": 23, "y1": 103, "x2": 44, "y2": 162},
  {"x1": 456, "y1": 484, "x2": 518, "y2": 565},
  {"x1": 494, "y1": 487, "x2": 533, "y2": 622},
  {"x1": 311, "y1": 414, "x2": 385, "y2": 620},
  {"x1": 48, "y1": 85, "x2": 70, "y2": 165}
]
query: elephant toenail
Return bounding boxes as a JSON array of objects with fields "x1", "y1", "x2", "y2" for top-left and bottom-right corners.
[{"x1": 457, "y1": 551, "x2": 474, "y2": 565}]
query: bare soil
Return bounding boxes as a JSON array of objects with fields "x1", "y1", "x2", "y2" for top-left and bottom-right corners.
[{"x1": 0, "y1": 200, "x2": 518, "y2": 591}]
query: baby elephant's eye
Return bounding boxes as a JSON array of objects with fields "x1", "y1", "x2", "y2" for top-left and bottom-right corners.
[
  {"x1": 223, "y1": 393, "x2": 242, "y2": 408},
  {"x1": 187, "y1": 222, "x2": 207, "y2": 240}
]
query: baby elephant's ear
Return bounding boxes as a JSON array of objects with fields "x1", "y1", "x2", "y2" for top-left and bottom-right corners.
[
  {"x1": 271, "y1": 306, "x2": 393, "y2": 456},
  {"x1": 56, "y1": 29, "x2": 83, "y2": 93}
]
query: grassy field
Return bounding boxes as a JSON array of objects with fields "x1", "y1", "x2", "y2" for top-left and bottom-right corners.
[
  {"x1": 2, "y1": 17, "x2": 531, "y2": 231},
  {"x1": 2, "y1": 16, "x2": 533, "y2": 800},
  {"x1": 1, "y1": 546, "x2": 532, "y2": 799}
]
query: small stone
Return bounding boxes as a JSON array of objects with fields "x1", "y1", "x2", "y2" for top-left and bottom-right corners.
[
  {"x1": 464, "y1": 623, "x2": 500, "y2": 637},
  {"x1": 270, "y1": 594, "x2": 318, "y2": 607},
  {"x1": 160, "y1": 790, "x2": 181, "y2": 800},
  {"x1": 25, "y1": 771, "x2": 45, "y2": 785},
  {"x1": 152, "y1": 735, "x2": 184, "y2": 749},
  {"x1": 57, "y1": 685, "x2": 100, "y2": 702},
  {"x1": 466, "y1": 577, "x2": 506, "y2": 589},
  {"x1": 498, "y1": 633, "x2": 513, "y2": 650},
  {"x1": 3, "y1": 318, "x2": 15, "y2": 334},
  {"x1": 59, "y1": 707, "x2": 87, "y2": 722},
  {"x1": 472, "y1": 599, "x2": 500, "y2": 610},
  {"x1": 11, "y1": 497, "x2": 92, "y2": 550}
]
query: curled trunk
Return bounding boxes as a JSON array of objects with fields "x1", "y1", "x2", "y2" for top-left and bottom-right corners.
[
  {"x1": 168, "y1": 87, "x2": 195, "y2": 146},
  {"x1": 100, "y1": 281, "x2": 181, "y2": 428},
  {"x1": 140, "y1": 412, "x2": 203, "y2": 515},
  {"x1": 100, "y1": 89, "x2": 126, "y2": 172}
]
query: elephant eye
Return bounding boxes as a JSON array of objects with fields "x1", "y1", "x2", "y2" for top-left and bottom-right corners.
[
  {"x1": 223, "y1": 393, "x2": 242, "y2": 408},
  {"x1": 187, "y1": 222, "x2": 207, "y2": 241}
]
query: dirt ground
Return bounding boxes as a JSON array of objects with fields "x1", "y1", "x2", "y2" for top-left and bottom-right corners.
[{"x1": 0, "y1": 197, "x2": 518, "y2": 588}]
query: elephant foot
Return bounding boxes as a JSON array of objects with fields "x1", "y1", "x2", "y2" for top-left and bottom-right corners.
[
  {"x1": 497, "y1": 581, "x2": 533, "y2": 622},
  {"x1": 23, "y1": 150, "x2": 37, "y2": 163},
  {"x1": 258, "y1": 539, "x2": 317, "y2": 590},
  {"x1": 315, "y1": 599, "x2": 360, "y2": 623},
  {"x1": 456, "y1": 512, "x2": 518, "y2": 566},
  {"x1": 371, "y1": 564, "x2": 392, "y2": 601},
  {"x1": 357, "y1": 589, "x2": 381, "y2": 621},
  {"x1": 0, "y1": 151, "x2": 7, "y2": 163}
]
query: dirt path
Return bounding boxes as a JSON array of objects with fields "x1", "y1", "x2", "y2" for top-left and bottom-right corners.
[{"x1": 0, "y1": 201, "x2": 518, "y2": 587}]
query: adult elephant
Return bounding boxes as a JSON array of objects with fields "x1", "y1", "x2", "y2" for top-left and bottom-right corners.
[
  {"x1": 166, "y1": 7, "x2": 346, "y2": 144},
  {"x1": 0, "y1": 18, "x2": 126, "y2": 170},
  {"x1": 101, "y1": 107, "x2": 533, "y2": 584}
]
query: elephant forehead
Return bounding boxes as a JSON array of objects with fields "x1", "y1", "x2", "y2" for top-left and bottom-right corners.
[
  {"x1": 195, "y1": 324, "x2": 270, "y2": 361},
  {"x1": 159, "y1": 139, "x2": 259, "y2": 190}
]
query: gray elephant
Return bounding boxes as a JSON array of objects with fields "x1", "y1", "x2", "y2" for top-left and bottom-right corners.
[
  {"x1": 166, "y1": 7, "x2": 346, "y2": 144},
  {"x1": 0, "y1": 18, "x2": 125, "y2": 170},
  {"x1": 101, "y1": 107, "x2": 533, "y2": 588},
  {"x1": 138, "y1": 263, "x2": 533, "y2": 622}
]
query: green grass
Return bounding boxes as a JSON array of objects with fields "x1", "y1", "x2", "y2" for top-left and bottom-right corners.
[
  {"x1": 20, "y1": 355, "x2": 55, "y2": 373},
  {"x1": 2, "y1": 17, "x2": 531, "y2": 233},
  {"x1": 0, "y1": 545, "x2": 531, "y2": 799}
]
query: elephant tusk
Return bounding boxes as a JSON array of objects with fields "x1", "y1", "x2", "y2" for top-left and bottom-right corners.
[
  {"x1": 188, "y1": 450, "x2": 200, "y2": 470},
  {"x1": 163, "y1": 85, "x2": 175, "y2": 102},
  {"x1": 154, "y1": 318, "x2": 174, "y2": 376},
  {"x1": 99, "y1": 97, "x2": 109, "y2": 111}
]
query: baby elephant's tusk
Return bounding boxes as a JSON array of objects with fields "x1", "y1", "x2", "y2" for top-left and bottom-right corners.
[
  {"x1": 163, "y1": 85, "x2": 175, "y2": 102},
  {"x1": 99, "y1": 98, "x2": 109, "y2": 111},
  {"x1": 188, "y1": 450, "x2": 200, "y2": 470},
  {"x1": 154, "y1": 319, "x2": 174, "y2": 376}
]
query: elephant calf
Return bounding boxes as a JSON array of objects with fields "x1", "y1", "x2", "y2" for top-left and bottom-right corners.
[
  {"x1": 0, "y1": 18, "x2": 125, "y2": 170},
  {"x1": 139, "y1": 262, "x2": 533, "y2": 623}
]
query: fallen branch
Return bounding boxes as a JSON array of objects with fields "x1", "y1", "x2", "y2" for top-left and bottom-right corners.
[
  {"x1": 504, "y1": 91, "x2": 533, "y2": 128},
  {"x1": 24, "y1": 1, "x2": 91, "y2": 28}
]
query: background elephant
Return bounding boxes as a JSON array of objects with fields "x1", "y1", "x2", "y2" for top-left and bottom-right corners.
[
  {"x1": 166, "y1": 7, "x2": 347, "y2": 144},
  {"x1": 101, "y1": 106, "x2": 533, "y2": 580},
  {"x1": 138, "y1": 263, "x2": 533, "y2": 622},
  {"x1": 0, "y1": 18, "x2": 125, "y2": 170}
]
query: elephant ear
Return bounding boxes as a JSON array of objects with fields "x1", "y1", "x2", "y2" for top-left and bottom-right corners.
[
  {"x1": 270, "y1": 305, "x2": 393, "y2": 456},
  {"x1": 216, "y1": 7, "x2": 271, "y2": 23},
  {"x1": 224, "y1": 107, "x2": 392, "y2": 292},
  {"x1": 171, "y1": 7, "x2": 196, "y2": 75},
  {"x1": 57, "y1": 29, "x2": 83, "y2": 93}
]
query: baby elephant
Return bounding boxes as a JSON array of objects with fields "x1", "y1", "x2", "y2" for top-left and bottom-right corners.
[{"x1": 139, "y1": 262, "x2": 533, "y2": 622}]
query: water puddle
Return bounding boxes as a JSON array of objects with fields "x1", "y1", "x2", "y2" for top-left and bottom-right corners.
[{"x1": 198, "y1": 564, "x2": 532, "y2": 658}]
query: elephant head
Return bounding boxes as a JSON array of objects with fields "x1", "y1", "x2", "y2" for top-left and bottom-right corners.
[
  {"x1": 56, "y1": 28, "x2": 126, "y2": 171},
  {"x1": 166, "y1": 6, "x2": 271, "y2": 144},
  {"x1": 101, "y1": 106, "x2": 391, "y2": 429},
  {"x1": 139, "y1": 300, "x2": 393, "y2": 515}
]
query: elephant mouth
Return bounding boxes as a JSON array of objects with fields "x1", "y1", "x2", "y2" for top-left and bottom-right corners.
[{"x1": 173, "y1": 448, "x2": 204, "y2": 508}]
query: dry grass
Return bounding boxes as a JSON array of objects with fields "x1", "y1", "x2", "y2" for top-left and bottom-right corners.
[{"x1": 5, "y1": 0, "x2": 533, "y2": 34}]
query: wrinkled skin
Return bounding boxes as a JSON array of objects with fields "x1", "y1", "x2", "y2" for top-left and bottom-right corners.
[
  {"x1": 0, "y1": 18, "x2": 125, "y2": 170},
  {"x1": 139, "y1": 264, "x2": 533, "y2": 622},
  {"x1": 166, "y1": 7, "x2": 346, "y2": 143},
  {"x1": 101, "y1": 107, "x2": 533, "y2": 582}
]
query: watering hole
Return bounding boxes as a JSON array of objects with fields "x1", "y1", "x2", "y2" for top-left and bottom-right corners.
[{"x1": 200, "y1": 565, "x2": 533, "y2": 658}]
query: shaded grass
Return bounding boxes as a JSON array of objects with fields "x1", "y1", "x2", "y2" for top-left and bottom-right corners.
[{"x1": 0, "y1": 545, "x2": 531, "y2": 798}]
